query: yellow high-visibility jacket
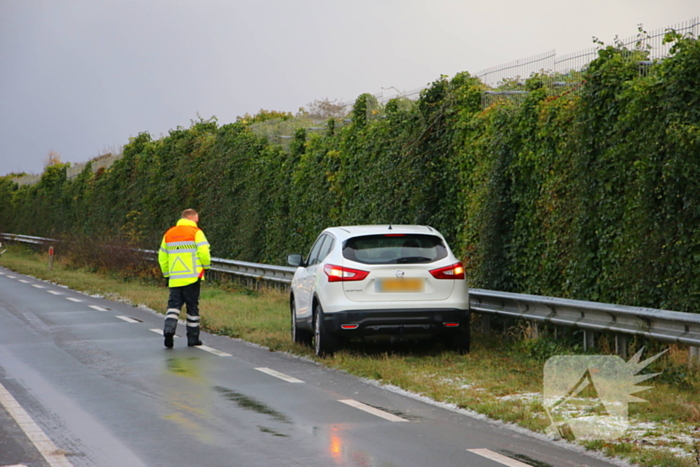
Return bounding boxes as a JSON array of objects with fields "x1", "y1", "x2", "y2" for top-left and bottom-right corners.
[{"x1": 159, "y1": 219, "x2": 211, "y2": 287}]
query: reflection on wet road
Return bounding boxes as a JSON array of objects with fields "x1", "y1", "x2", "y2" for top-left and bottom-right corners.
[
  {"x1": 214, "y1": 385, "x2": 291, "y2": 424},
  {"x1": 162, "y1": 356, "x2": 217, "y2": 445},
  {"x1": 325, "y1": 424, "x2": 400, "y2": 467}
]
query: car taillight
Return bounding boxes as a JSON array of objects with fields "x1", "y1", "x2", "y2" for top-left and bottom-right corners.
[
  {"x1": 429, "y1": 262, "x2": 465, "y2": 280},
  {"x1": 323, "y1": 264, "x2": 369, "y2": 282}
]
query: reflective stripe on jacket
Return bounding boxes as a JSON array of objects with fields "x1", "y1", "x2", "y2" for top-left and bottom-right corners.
[{"x1": 158, "y1": 218, "x2": 211, "y2": 287}]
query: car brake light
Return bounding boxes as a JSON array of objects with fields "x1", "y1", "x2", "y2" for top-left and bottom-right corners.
[
  {"x1": 323, "y1": 264, "x2": 369, "y2": 282},
  {"x1": 429, "y1": 262, "x2": 465, "y2": 280}
]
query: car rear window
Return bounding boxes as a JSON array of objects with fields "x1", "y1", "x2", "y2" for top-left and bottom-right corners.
[{"x1": 342, "y1": 234, "x2": 448, "y2": 264}]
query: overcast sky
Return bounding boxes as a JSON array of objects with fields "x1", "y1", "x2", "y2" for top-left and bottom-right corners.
[{"x1": 1, "y1": 1, "x2": 698, "y2": 176}]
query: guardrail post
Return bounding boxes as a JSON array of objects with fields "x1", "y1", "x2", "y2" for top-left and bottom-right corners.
[
  {"x1": 584, "y1": 330, "x2": 595, "y2": 352},
  {"x1": 528, "y1": 322, "x2": 539, "y2": 339},
  {"x1": 503, "y1": 317, "x2": 513, "y2": 333},
  {"x1": 48, "y1": 245, "x2": 55, "y2": 271},
  {"x1": 690, "y1": 347, "x2": 700, "y2": 366},
  {"x1": 481, "y1": 314, "x2": 491, "y2": 335},
  {"x1": 615, "y1": 334, "x2": 628, "y2": 359}
]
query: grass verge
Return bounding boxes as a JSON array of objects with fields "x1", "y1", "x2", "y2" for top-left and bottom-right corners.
[{"x1": 1, "y1": 244, "x2": 699, "y2": 467}]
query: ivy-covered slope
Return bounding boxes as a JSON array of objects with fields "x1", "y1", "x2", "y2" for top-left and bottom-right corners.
[{"x1": 2, "y1": 35, "x2": 699, "y2": 312}]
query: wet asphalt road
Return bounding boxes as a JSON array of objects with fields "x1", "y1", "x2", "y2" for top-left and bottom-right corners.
[{"x1": 0, "y1": 266, "x2": 626, "y2": 467}]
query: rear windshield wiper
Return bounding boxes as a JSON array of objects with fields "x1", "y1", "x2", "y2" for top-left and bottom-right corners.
[{"x1": 397, "y1": 256, "x2": 433, "y2": 263}]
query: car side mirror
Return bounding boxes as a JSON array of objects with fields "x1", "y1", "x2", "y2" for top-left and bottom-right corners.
[{"x1": 287, "y1": 254, "x2": 305, "y2": 267}]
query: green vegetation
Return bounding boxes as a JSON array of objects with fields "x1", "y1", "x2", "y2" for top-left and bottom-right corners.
[
  {"x1": 2, "y1": 244, "x2": 699, "y2": 467},
  {"x1": 3, "y1": 34, "x2": 700, "y2": 315},
  {"x1": 2, "y1": 24, "x2": 700, "y2": 467}
]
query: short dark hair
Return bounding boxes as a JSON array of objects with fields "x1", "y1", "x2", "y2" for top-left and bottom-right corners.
[{"x1": 181, "y1": 209, "x2": 198, "y2": 219}]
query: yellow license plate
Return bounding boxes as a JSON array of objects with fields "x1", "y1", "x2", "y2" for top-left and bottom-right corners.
[{"x1": 376, "y1": 278, "x2": 424, "y2": 293}]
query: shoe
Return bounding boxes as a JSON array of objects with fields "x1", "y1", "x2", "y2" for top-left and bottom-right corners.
[
  {"x1": 164, "y1": 333, "x2": 174, "y2": 349},
  {"x1": 187, "y1": 340, "x2": 203, "y2": 347}
]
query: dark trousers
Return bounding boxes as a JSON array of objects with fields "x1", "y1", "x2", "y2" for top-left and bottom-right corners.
[{"x1": 163, "y1": 280, "x2": 201, "y2": 344}]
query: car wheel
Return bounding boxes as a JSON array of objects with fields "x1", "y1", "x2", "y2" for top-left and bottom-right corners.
[
  {"x1": 314, "y1": 303, "x2": 337, "y2": 357},
  {"x1": 291, "y1": 298, "x2": 312, "y2": 346}
]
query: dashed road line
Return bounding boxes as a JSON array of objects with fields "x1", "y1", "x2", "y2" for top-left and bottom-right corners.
[
  {"x1": 116, "y1": 316, "x2": 140, "y2": 324},
  {"x1": 338, "y1": 399, "x2": 408, "y2": 422},
  {"x1": 198, "y1": 345, "x2": 231, "y2": 357},
  {"x1": 148, "y1": 329, "x2": 231, "y2": 356},
  {"x1": 89, "y1": 305, "x2": 109, "y2": 312},
  {"x1": 65, "y1": 297, "x2": 82, "y2": 303},
  {"x1": 7, "y1": 275, "x2": 16, "y2": 279},
  {"x1": 18, "y1": 280, "x2": 29, "y2": 284},
  {"x1": 47, "y1": 291, "x2": 62, "y2": 295},
  {"x1": 31, "y1": 284, "x2": 45, "y2": 289},
  {"x1": 467, "y1": 449, "x2": 531, "y2": 467},
  {"x1": 0, "y1": 382, "x2": 73, "y2": 467},
  {"x1": 255, "y1": 367, "x2": 304, "y2": 383}
]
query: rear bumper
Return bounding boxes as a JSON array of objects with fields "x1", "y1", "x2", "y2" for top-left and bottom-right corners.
[{"x1": 323, "y1": 308, "x2": 470, "y2": 337}]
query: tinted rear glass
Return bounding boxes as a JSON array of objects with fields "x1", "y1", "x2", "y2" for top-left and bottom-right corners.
[{"x1": 343, "y1": 234, "x2": 447, "y2": 264}]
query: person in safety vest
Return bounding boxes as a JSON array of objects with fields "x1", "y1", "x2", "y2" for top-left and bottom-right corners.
[{"x1": 159, "y1": 209, "x2": 211, "y2": 348}]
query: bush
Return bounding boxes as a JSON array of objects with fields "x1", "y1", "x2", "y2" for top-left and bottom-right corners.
[{"x1": 3, "y1": 35, "x2": 700, "y2": 313}]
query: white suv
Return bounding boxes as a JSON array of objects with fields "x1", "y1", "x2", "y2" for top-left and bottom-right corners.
[{"x1": 287, "y1": 225, "x2": 470, "y2": 356}]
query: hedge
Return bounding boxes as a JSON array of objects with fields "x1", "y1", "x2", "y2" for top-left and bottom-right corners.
[{"x1": 2, "y1": 33, "x2": 699, "y2": 312}]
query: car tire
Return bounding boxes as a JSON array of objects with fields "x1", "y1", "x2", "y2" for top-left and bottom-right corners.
[
  {"x1": 314, "y1": 303, "x2": 337, "y2": 357},
  {"x1": 449, "y1": 327, "x2": 471, "y2": 355},
  {"x1": 291, "y1": 298, "x2": 312, "y2": 346}
]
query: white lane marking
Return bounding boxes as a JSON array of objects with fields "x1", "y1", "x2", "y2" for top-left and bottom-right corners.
[
  {"x1": 150, "y1": 329, "x2": 180, "y2": 339},
  {"x1": 7, "y1": 275, "x2": 16, "y2": 279},
  {"x1": 0, "y1": 271, "x2": 5, "y2": 274},
  {"x1": 467, "y1": 449, "x2": 531, "y2": 467},
  {"x1": 47, "y1": 291, "x2": 63, "y2": 295},
  {"x1": 255, "y1": 367, "x2": 304, "y2": 383},
  {"x1": 338, "y1": 399, "x2": 408, "y2": 422},
  {"x1": 197, "y1": 345, "x2": 231, "y2": 357},
  {"x1": 149, "y1": 330, "x2": 230, "y2": 356},
  {"x1": 116, "y1": 316, "x2": 139, "y2": 324},
  {"x1": 0, "y1": 382, "x2": 74, "y2": 467},
  {"x1": 18, "y1": 280, "x2": 30, "y2": 283},
  {"x1": 65, "y1": 297, "x2": 82, "y2": 303},
  {"x1": 32, "y1": 284, "x2": 46, "y2": 289},
  {"x1": 89, "y1": 305, "x2": 109, "y2": 312}
]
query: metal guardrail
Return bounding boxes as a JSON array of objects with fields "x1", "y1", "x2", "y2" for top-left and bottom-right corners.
[
  {"x1": 132, "y1": 248, "x2": 296, "y2": 284},
  {"x1": 470, "y1": 289, "x2": 700, "y2": 348},
  {"x1": 2, "y1": 233, "x2": 699, "y2": 350},
  {"x1": 0, "y1": 234, "x2": 297, "y2": 284},
  {"x1": 0, "y1": 233, "x2": 49, "y2": 245},
  {"x1": 208, "y1": 257, "x2": 295, "y2": 283}
]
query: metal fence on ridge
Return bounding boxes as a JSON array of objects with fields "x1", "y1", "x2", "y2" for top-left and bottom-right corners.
[
  {"x1": 477, "y1": 17, "x2": 700, "y2": 108},
  {"x1": 476, "y1": 16, "x2": 700, "y2": 91}
]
